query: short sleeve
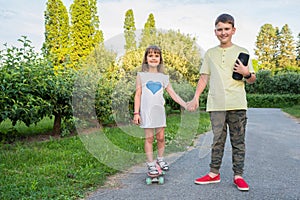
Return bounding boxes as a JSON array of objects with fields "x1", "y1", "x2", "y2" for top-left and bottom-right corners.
[
  {"x1": 163, "y1": 74, "x2": 169, "y2": 88},
  {"x1": 200, "y1": 51, "x2": 210, "y2": 75}
]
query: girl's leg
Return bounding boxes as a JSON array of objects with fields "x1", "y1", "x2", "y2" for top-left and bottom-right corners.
[
  {"x1": 144, "y1": 128, "x2": 155, "y2": 163},
  {"x1": 155, "y1": 127, "x2": 165, "y2": 158},
  {"x1": 156, "y1": 127, "x2": 169, "y2": 171}
]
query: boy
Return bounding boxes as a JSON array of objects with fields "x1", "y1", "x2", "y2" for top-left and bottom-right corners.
[{"x1": 187, "y1": 13, "x2": 256, "y2": 191}]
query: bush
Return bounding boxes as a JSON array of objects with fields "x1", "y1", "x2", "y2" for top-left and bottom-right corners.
[
  {"x1": 246, "y1": 70, "x2": 300, "y2": 94},
  {"x1": 247, "y1": 94, "x2": 300, "y2": 108}
]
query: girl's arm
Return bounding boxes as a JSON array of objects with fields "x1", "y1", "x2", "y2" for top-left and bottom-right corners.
[
  {"x1": 133, "y1": 74, "x2": 142, "y2": 125},
  {"x1": 165, "y1": 83, "x2": 187, "y2": 110}
]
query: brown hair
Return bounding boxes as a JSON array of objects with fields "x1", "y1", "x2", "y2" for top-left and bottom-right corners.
[
  {"x1": 215, "y1": 13, "x2": 235, "y2": 27},
  {"x1": 141, "y1": 45, "x2": 165, "y2": 73}
]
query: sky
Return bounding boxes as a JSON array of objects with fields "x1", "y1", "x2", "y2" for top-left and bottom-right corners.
[{"x1": 0, "y1": 0, "x2": 299, "y2": 58}]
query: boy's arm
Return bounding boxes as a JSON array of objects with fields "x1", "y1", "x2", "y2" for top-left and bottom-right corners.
[
  {"x1": 188, "y1": 74, "x2": 209, "y2": 111},
  {"x1": 165, "y1": 84, "x2": 187, "y2": 110}
]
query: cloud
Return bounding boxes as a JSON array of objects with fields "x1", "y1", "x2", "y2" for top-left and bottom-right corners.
[{"x1": 0, "y1": 9, "x2": 16, "y2": 19}]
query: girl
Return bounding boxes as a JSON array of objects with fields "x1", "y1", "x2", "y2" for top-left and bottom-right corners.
[{"x1": 133, "y1": 45, "x2": 187, "y2": 175}]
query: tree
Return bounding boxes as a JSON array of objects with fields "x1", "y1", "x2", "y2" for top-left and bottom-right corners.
[
  {"x1": 69, "y1": 0, "x2": 104, "y2": 70},
  {"x1": 296, "y1": 33, "x2": 300, "y2": 66},
  {"x1": 277, "y1": 24, "x2": 297, "y2": 70},
  {"x1": 123, "y1": 9, "x2": 137, "y2": 51},
  {"x1": 43, "y1": 0, "x2": 70, "y2": 71},
  {"x1": 254, "y1": 24, "x2": 278, "y2": 70},
  {"x1": 139, "y1": 13, "x2": 156, "y2": 48},
  {"x1": 121, "y1": 29, "x2": 202, "y2": 86}
]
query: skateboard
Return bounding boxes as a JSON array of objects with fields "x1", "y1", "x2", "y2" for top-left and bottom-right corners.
[{"x1": 145, "y1": 163, "x2": 166, "y2": 185}]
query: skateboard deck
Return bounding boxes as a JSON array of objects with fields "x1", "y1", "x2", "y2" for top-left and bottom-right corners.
[{"x1": 145, "y1": 163, "x2": 166, "y2": 185}]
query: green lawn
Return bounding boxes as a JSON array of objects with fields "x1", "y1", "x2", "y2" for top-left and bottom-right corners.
[{"x1": 282, "y1": 105, "x2": 300, "y2": 118}]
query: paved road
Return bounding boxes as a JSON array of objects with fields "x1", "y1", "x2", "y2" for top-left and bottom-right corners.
[{"x1": 87, "y1": 108, "x2": 300, "y2": 200}]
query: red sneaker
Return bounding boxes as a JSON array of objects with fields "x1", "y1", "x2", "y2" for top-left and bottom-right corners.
[
  {"x1": 194, "y1": 174, "x2": 221, "y2": 184},
  {"x1": 234, "y1": 177, "x2": 249, "y2": 191}
]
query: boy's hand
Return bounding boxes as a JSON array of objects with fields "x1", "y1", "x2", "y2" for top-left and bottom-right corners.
[{"x1": 234, "y1": 59, "x2": 250, "y2": 77}]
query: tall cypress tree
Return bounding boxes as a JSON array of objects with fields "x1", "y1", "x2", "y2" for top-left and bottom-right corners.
[
  {"x1": 139, "y1": 13, "x2": 156, "y2": 48},
  {"x1": 277, "y1": 24, "x2": 297, "y2": 69},
  {"x1": 254, "y1": 24, "x2": 278, "y2": 70},
  {"x1": 297, "y1": 33, "x2": 300, "y2": 66},
  {"x1": 43, "y1": 0, "x2": 69, "y2": 71},
  {"x1": 69, "y1": 0, "x2": 103, "y2": 69},
  {"x1": 123, "y1": 9, "x2": 137, "y2": 51}
]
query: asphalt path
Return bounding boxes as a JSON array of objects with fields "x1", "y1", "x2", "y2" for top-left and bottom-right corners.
[{"x1": 87, "y1": 108, "x2": 300, "y2": 200}]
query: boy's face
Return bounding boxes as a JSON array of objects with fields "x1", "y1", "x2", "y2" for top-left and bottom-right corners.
[{"x1": 214, "y1": 22, "x2": 236, "y2": 47}]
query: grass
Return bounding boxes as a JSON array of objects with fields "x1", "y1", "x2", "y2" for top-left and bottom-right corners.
[
  {"x1": 0, "y1": 137, "x2": 117, "y2": 199},
  {"x1": 0, "y1": 111, "x2": 211, "y2": 200},
  {"x1": 282, "y1": 105, "x2": 300, "y2": 118}
]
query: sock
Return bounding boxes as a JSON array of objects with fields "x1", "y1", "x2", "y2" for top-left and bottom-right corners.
[{"x1": 157, "y1": 157, "x2": 164, "y2": 161}]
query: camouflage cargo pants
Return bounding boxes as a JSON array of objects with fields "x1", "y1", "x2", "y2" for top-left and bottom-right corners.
[{"x1": 209, "y1": 110, "x2": 247, "y2": 176}]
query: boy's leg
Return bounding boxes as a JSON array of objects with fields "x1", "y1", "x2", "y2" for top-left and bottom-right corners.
[
  {"x1": 144, "y1": 128, "x2": 155, "y2": 162},
  {"x1": 227, "y1": 110, "x2": 247, "y2": 176},
  {"x1": 209, "y1": 111, "x2": 227, "y2": 174}
]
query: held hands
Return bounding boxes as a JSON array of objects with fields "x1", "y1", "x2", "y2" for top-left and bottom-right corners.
[{"x1": 186, "y1": 98, "x2": 199, "y2": 112}]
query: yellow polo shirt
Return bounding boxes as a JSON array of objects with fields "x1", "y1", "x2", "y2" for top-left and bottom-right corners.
[{"x1": 200, "y1": 44, "x2": 255, "y2": 111}]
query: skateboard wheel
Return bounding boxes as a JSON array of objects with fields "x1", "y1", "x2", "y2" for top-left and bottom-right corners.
[
  {"x1": 146, "y1": 177, "x2": 152, "y2": 185},
  {"x1": 158, "y1": 176, "x2": 164, "y2": 184}
]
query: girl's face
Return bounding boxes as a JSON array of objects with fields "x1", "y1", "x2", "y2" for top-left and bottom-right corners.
[
  {"x1": 214, "y1": 22, "x2": 236, "y2": 47},
  {"x1": 147, "y1": 50, "x2": 161, "y2": 68}
]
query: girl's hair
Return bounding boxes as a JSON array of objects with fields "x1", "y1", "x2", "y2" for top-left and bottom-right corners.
[
  {"x1": 215, "y1": 13, "x2": 235, "y2": 27},
  {"x1": 141, "y1": 45, "x2": 165, "y2": 73}
]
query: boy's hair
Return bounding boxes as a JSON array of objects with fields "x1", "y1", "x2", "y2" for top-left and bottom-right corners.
[
  {"x1": 142, "y1": 45, "x2": 165, "y2": 73},
  {"x1": 215, "y1": 13, "x2": 235, "y2": 27}
]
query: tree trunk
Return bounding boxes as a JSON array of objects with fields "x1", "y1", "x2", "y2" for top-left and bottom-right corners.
[{"x1": 53, "y1": 112, "x2": 62, "y2": 136}]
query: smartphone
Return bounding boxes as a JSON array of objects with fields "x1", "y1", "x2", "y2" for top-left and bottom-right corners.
[{"x1": 232, "y1": 52, "x2": 249, "y2": 80}]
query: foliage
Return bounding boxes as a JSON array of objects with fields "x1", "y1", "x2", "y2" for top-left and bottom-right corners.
[
  {"x1": 155, "y1": 30, "x2": 202, "y2": 86},
  {"x1": 277, "y1": 24, "x2": 297, "y2": 69},
  {"x1": 121, "y1": 29, "x2": 202, "y2": 86},
  {"x1": 245, "y1": 70, "x2": 300, "y2": 94},
  {"x1": 123, "y1": 9, "x2": 137, "y2": 51},
  {"x1": 254, "y1": 24, "x2": 278, "y2": 70},
  {"x1": 255, "y1": 23, "x2": 299, "y2": 72},
  {"x1": 247, "y1": 94, "x2": 300, "y2": 108},
  {"x1": 297, "y1": 33, "x2": 300, "y2": 65},
  {"x1": 120, "y1": 48, "x2": 144, "y2": 73},
  {"x1": 43, "y1": 0, "x2": 70, "y2": 71},
  {"x1": 69, "y1": 0, "x2": 104, "y2": 69},
  {"x1": 0, "y1": 37, "x2": 53, "y2": 127},
  {"x1": 0, "y1": 37, "x2": 77, "y2": 138},
  {"x1": 139, "y1": 13, "x2": 156, "y2": 49}
]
